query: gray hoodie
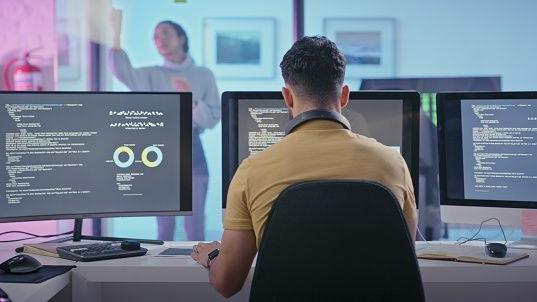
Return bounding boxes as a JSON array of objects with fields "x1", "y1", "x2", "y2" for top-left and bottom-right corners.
[{"x1": 108, "y1": 49, "x2": 221, "y2": 132}]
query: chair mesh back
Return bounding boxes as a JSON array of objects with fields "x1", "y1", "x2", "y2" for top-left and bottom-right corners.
[{"x1": 250, "y1": 180, "x2": 424, "y2": 302}]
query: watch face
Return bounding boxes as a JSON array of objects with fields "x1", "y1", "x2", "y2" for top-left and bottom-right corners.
[{"x1": 208, "y1": 249, "x2": 219, "y2": 260}]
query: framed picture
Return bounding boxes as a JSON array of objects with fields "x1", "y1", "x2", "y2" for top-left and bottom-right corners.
[
  {"x1": 203, "y1": 18, "x2": 276, "y2": 79},
  {"x1": 324, "y1": 18, "x2": 395, "y2": 79},
  {"x1": 56, "y1": 18, "x2": 81, "y2": 80}
]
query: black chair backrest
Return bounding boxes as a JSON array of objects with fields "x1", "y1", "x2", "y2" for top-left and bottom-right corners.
[{"x1": 250, "y1": 180, "x2": 424, "y2": 302}]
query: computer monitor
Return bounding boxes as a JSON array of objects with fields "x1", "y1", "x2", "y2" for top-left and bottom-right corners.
[
  {"x1": 360, "y1": 76, "x2": 502, "y2": 240},
  {"x1": 437, "y1": 91, "x2": 537, "y2": 247},
  {"x1": 222, "y1": 91, "x2": 420, "y2": 208},
  {"x1": 0, "y1": 92, "x2": 192, "y2": 241}
]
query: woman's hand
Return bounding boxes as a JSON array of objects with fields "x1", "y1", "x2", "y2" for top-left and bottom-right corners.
[
  {"x1": 171, "y1": 76, "x2": 192, "y2": 92},
  {"x1": 110, "y1": 8, "x2": 123, "y2": 49}
]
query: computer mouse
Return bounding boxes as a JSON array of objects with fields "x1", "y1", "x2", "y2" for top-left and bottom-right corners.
[
  {"x1": 0, "y1": 287, "x2": 12, "y2": 302},
  {"x1": 121, "y1": 240, "x2": 141, "y2": 251},
  {"x1": 0, "y1": 254, "x2": 42, "y2": 274},
  {"x1": 486, "y1": 242, "x2": 507, "y2": 258}
]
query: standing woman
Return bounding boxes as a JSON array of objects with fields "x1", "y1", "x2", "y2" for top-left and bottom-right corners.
[{"x1": 108, "y1": 9, "x2": 220, "y2": 241}]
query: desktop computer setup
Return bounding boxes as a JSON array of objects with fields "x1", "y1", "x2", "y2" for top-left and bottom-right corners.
[
  {"x1": 436, "y1": 91, "x2": 537, "y2": 249},
  {"x1": 413, "y1": 91, "x2": 537, "y2": 262},
  {"x1": 1, "y1": 89, "x2": 536, "y2": 266},
  {"x1": 0, "y1": 92, "x2": 193, "y2": 262},
  {"x1": 222, "y1": 89, "x2": 537, "y2": 254}
]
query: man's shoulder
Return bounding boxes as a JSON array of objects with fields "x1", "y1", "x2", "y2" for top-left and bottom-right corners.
[{"x1": 346, "y1": 133, "x2": 407, "y2": 168}]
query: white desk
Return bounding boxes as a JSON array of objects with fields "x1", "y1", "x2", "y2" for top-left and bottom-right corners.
[
  {"x1": 2, "y1": 242, "x2": 537, "y2": 302},
  {"x1": 0, "y1": 244, "x2": 74, "y2": 302}
]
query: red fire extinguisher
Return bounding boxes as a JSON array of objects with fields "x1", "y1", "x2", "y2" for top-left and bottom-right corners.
[{"x1": 3, "y1": 50, "x2": 43, "y2": 91}]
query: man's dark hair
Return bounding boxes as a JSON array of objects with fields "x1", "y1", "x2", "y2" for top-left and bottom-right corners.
[
  {"x1": 280, "y1": 36, "x2": 346, "y2": 106},
  {"x1": 157, "y1": 20, "x2": 189, "y2": 53}
]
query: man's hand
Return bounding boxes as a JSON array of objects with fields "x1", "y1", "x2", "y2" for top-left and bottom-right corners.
[{"x1": 191, "y1": 241, "x2": 220, "y2": 268}]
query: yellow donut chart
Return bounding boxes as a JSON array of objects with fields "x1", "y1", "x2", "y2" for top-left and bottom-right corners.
[
  {"x1": 141, "y1": 146, "x2": 163, "y2": 168},
  {"x1": 113, "y1": 146, "x2": 135, "y2": 168}
]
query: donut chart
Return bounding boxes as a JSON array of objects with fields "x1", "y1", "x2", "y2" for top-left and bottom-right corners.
[
  {"x1": 113, "y1": 146, "x2": 135, "y2": 168},
  {"x1": 141, "y1": 146, "x2": 163, "y2": 168}
]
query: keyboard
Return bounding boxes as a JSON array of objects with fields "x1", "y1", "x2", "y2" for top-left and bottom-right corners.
[{"x1": 56, "y1": 242, "x2": 147, "y2": 262}]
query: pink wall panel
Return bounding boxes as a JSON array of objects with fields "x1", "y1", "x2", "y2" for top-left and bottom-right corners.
[
  {"x1": 0, "y1": 0, "x2": 58, "y2": 241},
  {"x1": 0, "y1": 0, "x2": 56, "y2": 90}
]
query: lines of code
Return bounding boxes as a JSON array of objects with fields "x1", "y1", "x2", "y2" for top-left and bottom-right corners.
[
  {"x1": 246, "y1": 107, "x2": 288, "y2": 155},
  {"x1": 238, "y1": 101, "x2": 289, "y2": 162},
  {"x1": 4, "y1": 103, "x2": 94, "y2": 205},
  {"x1": 461, "y1": 100, "x2": 537, "y2": 201}
]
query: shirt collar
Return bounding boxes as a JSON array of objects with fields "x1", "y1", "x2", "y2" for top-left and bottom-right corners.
[{"x1": 291, "y1": 119, "x2": 348, "y2": 133}]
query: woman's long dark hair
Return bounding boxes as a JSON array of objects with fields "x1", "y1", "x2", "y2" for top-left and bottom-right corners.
[{"x1": 157, "y1": 20, "x2": 189, "y2": 53}]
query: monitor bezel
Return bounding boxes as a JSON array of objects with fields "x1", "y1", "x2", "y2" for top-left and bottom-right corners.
[
  {"x1": 437, "y1": 91, "x2": 537, "y2": 209},
  {"x1": 0, "y1": 91, "x2": 192, "y2": 223},
  {"x1": 222, "y1": 91, "x2": 420, "y2": 209},
  {"x1": 359, "y1": 76, "x2": 502, "y2": 92}
]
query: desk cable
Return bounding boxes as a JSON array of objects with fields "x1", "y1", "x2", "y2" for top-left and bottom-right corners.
[
  {"x1": 456, "y1": 217, "x2": 508, "y2": 246},
  {"x1": 0, "y1": 230, "x2": 73, "y2": 243}
]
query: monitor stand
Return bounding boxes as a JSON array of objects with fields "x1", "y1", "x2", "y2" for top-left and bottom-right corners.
[{"x1": 46, "y1": 218, "x2": 164, "y2": 245}]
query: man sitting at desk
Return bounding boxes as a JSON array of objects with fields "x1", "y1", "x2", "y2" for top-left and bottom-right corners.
[{"x1": 191, "y1": 36, "x2": 417, "y2": 298}]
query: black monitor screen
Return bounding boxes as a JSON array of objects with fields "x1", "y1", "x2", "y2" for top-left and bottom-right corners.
[
  {"x1": 438, "y1": 92, "x2": 537, "y2": 209},
  {"x1": 0, "y1": 92, "x2": 192, "y2": 222},
  {"x1": 223, "y1": 91, "x2": 420, "y2": 208}
]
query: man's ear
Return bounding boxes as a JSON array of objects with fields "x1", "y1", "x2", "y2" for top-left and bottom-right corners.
[
  {"x1": 282, "y1": 86, "x2": 294, "y2": 110},
  {"x1": 340, "y1": 84, "x2": 350, "y2": 109}
]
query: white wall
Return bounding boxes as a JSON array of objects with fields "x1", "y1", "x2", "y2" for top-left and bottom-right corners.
[
  {"x1": 106, "y1": 0, "x2": 293, "y2": 239},
  {"x1": 56, "y1": 0, "x2": 90, "y2": 91},
  {"x1": 305, "y1": 0, "x2": 537, "y2": 91}
]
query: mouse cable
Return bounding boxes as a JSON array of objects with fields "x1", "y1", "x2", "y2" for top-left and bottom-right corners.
[
  {"x1": 416, "y1": 226, "x2": 428, "y2": 244},
  {"x1": 456, "y1": 217, "x2": 507, "y2": 246},
  {"x1": 0, "y1": 230, "x2": 73, "y2": 243}
]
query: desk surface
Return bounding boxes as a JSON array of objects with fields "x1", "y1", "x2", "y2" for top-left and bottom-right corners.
[
  {"x1": 0, "y1": 245, "x2": 74, "y2": 302},
  {"x1": 1, "y1": 241, "x2": 537, "y2": 302},
  {"x1": 74, "y1": 241, "x2": 537, "y2": 283}
]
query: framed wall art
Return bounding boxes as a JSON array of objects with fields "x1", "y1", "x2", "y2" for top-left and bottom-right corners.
[
  {"x1": 324, "y1": 18, "x2": 395, "y2": 79},
  {"x1": 203, "y1": 18, "x2": 276, "y2": 79}
]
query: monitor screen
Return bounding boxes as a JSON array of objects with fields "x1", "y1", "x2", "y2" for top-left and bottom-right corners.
[
  {"x1": 0, "y1": 92, "x2": 192, "y2": 222},
  {"x1": 437, "y1": 91, "x2": 537, "y2": 209},
  {"x1": 223, "y1": 91, "x2": 420, "y2": 208}
]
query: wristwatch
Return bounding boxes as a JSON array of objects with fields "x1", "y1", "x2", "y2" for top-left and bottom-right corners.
[{"x1": 207, "y1": 248, "x2": 219, "y2": 268}]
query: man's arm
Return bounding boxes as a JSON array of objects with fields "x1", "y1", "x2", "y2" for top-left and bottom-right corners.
[
  {"x1": 192, "y1": 229, "x2": 257, "y2": 298},
  {"x1": 406, "y1": 218, "x2": 417, "y2": 242}
]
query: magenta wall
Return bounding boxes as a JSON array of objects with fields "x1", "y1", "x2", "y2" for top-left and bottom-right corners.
[
  {"x1": 0, "y1": 0, "x2": 56, "y2": 91},
  {"x1": 0, "y1": 0, "x2": 57, "y2": 240}
]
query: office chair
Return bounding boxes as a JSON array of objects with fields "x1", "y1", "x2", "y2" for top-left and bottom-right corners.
[{"x1": 249, "y1": 180, "x2": 424, "y2": 302}]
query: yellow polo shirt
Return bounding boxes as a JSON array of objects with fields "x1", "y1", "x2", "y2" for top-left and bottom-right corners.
[{"x1": 224, "y1": 119, "x2": 417, "y2": 248}]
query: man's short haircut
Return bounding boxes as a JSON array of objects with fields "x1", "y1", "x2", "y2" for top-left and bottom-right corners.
[{"x1": 280, "y1": 36, "x2": 346, "y2": 106}]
